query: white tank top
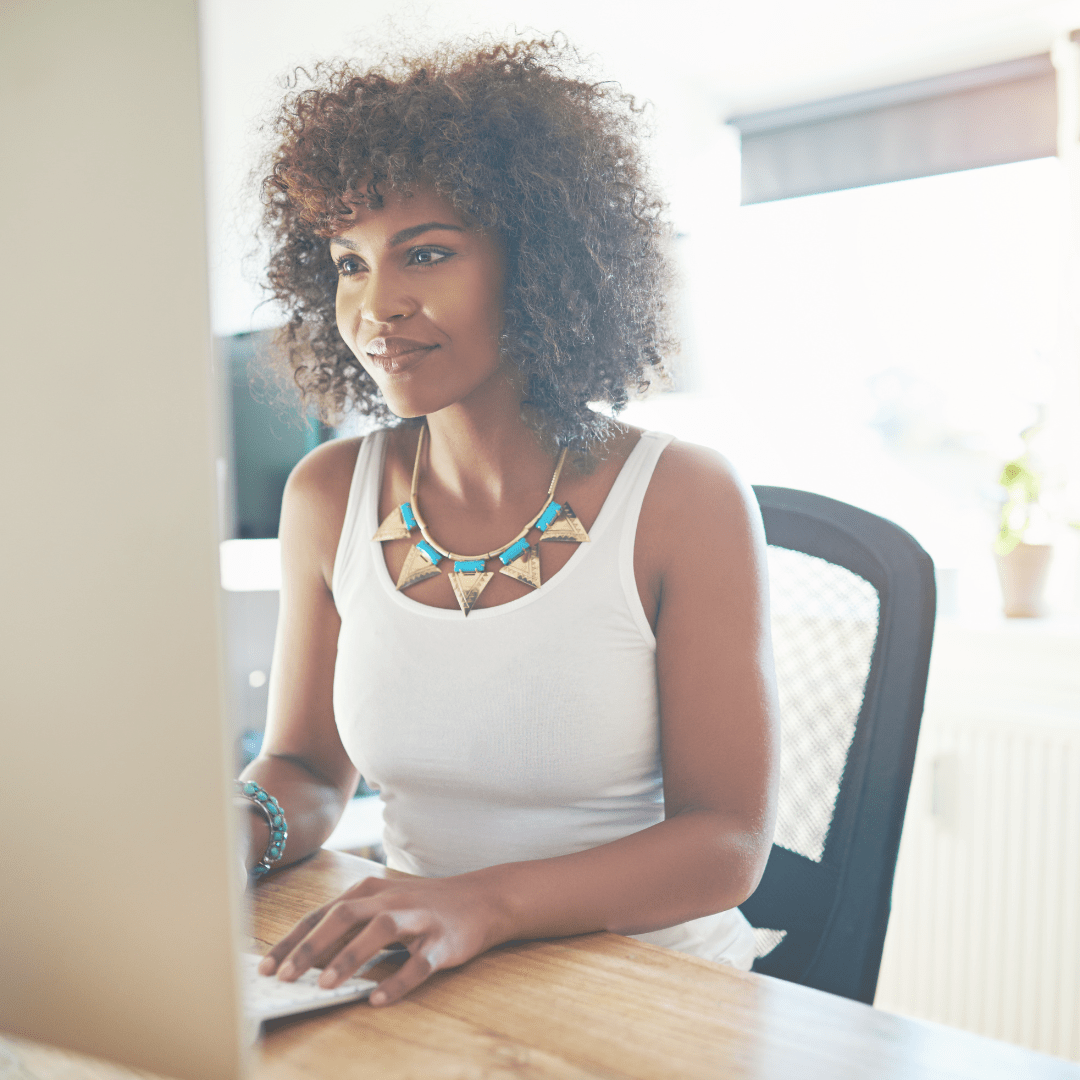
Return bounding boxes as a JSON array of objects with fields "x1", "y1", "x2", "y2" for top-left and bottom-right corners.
[{"x1": 331, "y1": 428, "x2": 755, "y2": 968}]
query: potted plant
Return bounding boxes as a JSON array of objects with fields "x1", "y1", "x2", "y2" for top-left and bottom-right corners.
[{"x1": 993, "y1": 421, "x2": 1052, "y2": 617}]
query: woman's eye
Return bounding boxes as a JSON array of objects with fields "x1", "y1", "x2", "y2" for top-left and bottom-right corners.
[
  {"x1": 409, "y1": 247, "x2": 451, "y2": 267},
  {"x1": 334, "y1": 254, "x2": 362, "y2": 277}
]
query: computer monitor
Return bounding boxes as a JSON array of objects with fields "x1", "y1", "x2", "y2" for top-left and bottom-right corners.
[{"x1": 1, "y1": 4, "x2": 248, "y2": 1077}]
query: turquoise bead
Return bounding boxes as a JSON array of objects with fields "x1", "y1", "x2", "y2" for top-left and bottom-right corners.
[
  {"x1": 416, "y1": 540, "x2": 442, "y2": 565},
  {"x1": 256, "y1": 791, "x2": 269, "y2": 801},
  {"x1": 454, "y1": 559, "x2": 485, "y2": 573},
  {"x1": 536, "y1": 502, "x2": 561, "y2": 532},
  {"x1": 499, "y1": 538, "x2": 530, "y2": 565},
  {"x1": 400, "y1": 502, "x2": 417, "y2": 531},
  {"x1": 272, "y1": 815, "x2": 284, "y2": 827},
  {"x1": 242, "y1": 782, "x2": 258, "y2": 796}
]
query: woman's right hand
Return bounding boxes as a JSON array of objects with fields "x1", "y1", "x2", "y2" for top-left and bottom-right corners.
[{"x1": 257, "y1": 871, "x2": 514, "y2": 1006}]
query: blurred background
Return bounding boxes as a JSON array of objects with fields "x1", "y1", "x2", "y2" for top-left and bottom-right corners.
[{"x1": 201, "y1": 0, "x2": 1080, "y2": 1061}]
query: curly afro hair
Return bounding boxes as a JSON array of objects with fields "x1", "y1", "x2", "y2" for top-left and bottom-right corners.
[{"x1": 260, "y1": 35, "x2": 676, "y2": 447}]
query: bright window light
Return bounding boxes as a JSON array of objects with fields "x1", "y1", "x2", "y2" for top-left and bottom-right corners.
[
  {"x1": 623, "y1": 157, "x2": 1065, "y2": 617},
  {"x1": 220, "y1": 538, "x2": 281, "y2": 592}
]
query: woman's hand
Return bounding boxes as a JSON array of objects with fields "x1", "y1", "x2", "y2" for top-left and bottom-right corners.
[{"x1": 257, "y1": 874, "x2": 511, "y2": 1006}]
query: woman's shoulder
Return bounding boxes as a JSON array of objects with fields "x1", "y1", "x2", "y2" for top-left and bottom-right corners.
[
  {"x1": 285, "y1": 434, "x2": 366, "y2": 510},
  {"x1": 279, "y1": 435, "x2": 367, "y2": 583},
  {"x1": 623, "y1": 428, "x2": 765, "y2": 631},
  {"x1": 652, "y1": 433, "x2": 745, "y2": 491},
  {"x1": 638, "y1": 431, "x2": 763, "y2": 553},
  {"x1": 617, "y1": 424, "x2": 747, "y2": 504}
]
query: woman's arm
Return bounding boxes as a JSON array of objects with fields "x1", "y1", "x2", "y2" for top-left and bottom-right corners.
[
  {"x1": 238, "y1": 439, "x2": 362, "y2": 872},
  {"x1": 261, "y1": 439, "x2": 779, "y2": 1002},
  {"x1": 465, "y1": 440, "x2": 780, "y2": 937}
]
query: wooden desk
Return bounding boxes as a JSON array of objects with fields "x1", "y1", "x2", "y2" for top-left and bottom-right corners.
[
  {"x1": 248, "y1": 850, "x2": 1080, "y2": 1080},
  {"x1": 6, "y1": 849, "x2": 1078, "y2": 1079}
]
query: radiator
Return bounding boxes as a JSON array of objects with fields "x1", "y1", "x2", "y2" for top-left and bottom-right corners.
[{"x1": 874, "y1": 620, "x2": 1080, "y2": 1061}]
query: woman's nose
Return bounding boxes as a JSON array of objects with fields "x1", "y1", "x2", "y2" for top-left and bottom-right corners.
[{"x1": 360, "y1": 268, "x2": 413, "y2": 324}]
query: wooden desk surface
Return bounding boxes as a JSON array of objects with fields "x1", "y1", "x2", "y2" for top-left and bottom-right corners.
[
  {"x1": 247, "y1": 849, "x2": 1080, "y2": 1080},
  {"x1": 6, "y1": 848, "x2": 1077, "y2": 1080}
]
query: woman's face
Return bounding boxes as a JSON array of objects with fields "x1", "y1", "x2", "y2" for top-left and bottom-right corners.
[{"x1": 330, "y1": 187, "x2": 508, "y2": 419}]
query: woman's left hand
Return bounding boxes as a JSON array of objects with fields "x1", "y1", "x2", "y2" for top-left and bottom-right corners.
[{"x1": 257, "y1": 873, "x2": 510, "y2": 1005}]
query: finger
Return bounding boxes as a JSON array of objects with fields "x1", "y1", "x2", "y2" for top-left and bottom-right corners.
[
  {"x1": 315, "y1": 909, "x2": 410, "y2": 987},
  {"x1": 317, "y1": 938, "x2": 409, "y2": 988},
  {"x1": 278, "y1": 899, "x2": 380, "y2": 980},
  {"x1": 367, "y1": 946, "x2": 438, "y2": 1006},
  {"x1": 345, "y1": 875, "x2": 392, "y2": 900},
  {"x1": 259, "y1": 876, "x2": 387, "y2": 975},
  {"x1": 258, "y1": 904, "x2": 332, "y2": 974}
]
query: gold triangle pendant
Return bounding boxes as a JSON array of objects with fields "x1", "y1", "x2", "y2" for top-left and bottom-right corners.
[
  {"x1": 373, "y1": 505, "x2": 412, "y2": 542},
  {"x1": 396, "y1": 544, "x2": 442, "y2": 590},
  {"x1": 539, "y1": 502, "x2": 590, "y2": 544},
  {"x1": 448, "y1": 570, "x2": 494, "y2": 615},
  {"x1": 499, "y1": 543, "x2": 542, "y2": 590}
]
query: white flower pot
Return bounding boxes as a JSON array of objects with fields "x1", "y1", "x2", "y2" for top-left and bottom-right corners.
[{"x1": 994, "y1": 542, "x2": 1053, "y2": 618}]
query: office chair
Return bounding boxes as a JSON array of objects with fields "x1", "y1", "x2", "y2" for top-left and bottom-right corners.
[{"x1": 739, "y1": 486, "x2": 936, "y2": 1004}]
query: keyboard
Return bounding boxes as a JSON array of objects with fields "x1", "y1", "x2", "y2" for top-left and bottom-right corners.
[{"x1": 242, "y1": 951, "x2": 400, "y2": 1022}]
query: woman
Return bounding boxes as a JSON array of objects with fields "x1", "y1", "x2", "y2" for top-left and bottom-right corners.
[{"x1": 241, "y1": 37, "x2": 779, "y2": 1008}]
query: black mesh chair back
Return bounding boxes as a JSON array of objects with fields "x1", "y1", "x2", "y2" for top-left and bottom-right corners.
[{"x1": 739, "y1": 486, "x2": 936, "y2": 1003}]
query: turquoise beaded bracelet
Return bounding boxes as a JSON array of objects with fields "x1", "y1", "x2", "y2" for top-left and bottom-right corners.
[{"x1": 235, "y1": 780, "x2": 287, "y2": 878}]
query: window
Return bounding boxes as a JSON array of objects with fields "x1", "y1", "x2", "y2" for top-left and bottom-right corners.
[{"x1": 623, "y1": 156, "x2": 1068, "y2": 616}]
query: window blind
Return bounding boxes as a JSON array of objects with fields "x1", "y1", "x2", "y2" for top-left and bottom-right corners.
[{"x1": 730, "y1": 54, "x2": 1057, "y2": 205}]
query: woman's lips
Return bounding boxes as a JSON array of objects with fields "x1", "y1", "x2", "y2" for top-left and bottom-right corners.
[{"x1": 364, "y1": 338, "x2": 438, "y2": 372}]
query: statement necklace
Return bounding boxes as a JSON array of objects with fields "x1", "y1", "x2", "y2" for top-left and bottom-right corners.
[{"x1": 373, "y1": 425, "x2": 590, "y2": 615}]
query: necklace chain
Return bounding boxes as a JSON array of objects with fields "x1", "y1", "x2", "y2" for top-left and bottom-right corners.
[{"x1": 408, "y1": 424, "x2": 568, "y2": 563}]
